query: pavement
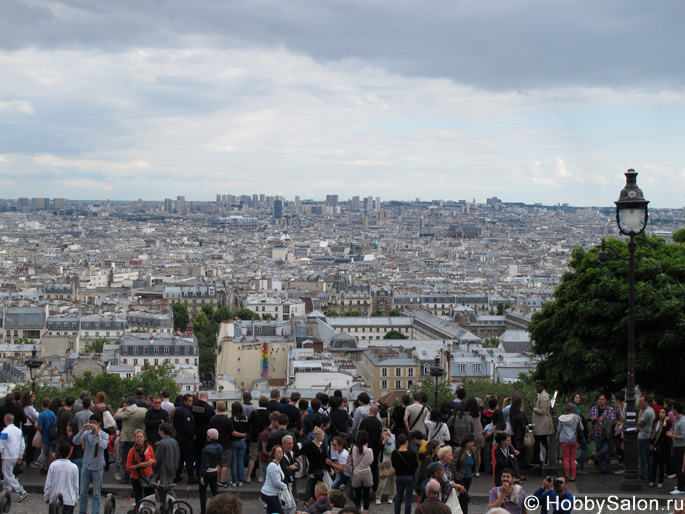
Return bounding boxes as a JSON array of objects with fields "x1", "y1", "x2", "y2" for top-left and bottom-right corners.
[{"x1": 5, "y1": 461, "x2": 685, "y2": 513}]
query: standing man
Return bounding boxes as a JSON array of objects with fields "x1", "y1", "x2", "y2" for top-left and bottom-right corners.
[
  {"x1": 209, "y1": 402, "x2": 234, "y2": 487},
  {"x1": 193, "y1": 391, "x2": 216, "y2": 481},
  {"x1": 154, "y1": 423, "x2": 180, "y2": 495},
  {"x1": 267, "y1": 390, "x2": 281, "y2": 413},
  {"x1": 667, "y1": 402, "x2": 685, "y2": 495},
  {"x1": 588, "y1": 394, "x2": 616, "y2": 473},
  {"x1": 359, "y1": 405, "x2": 383, "y2": 492},
  {"x1": 145, "y1": 396, "x2": 170, "y2": 448},
  {"x1": 0, "y1": 413, "x2": 28, "y2": 502},
  {"x1": 160, "y1": 391, "x2": 174, "y2": 415},
  {"x1": 73, "y1": 412, "x2": 109, "y2": 514},
  {"x1": 114, "y1": 396, "x2": 147, "y2": 484},
  {"x1": 247, "y1": 396, "x2": 270, "y2": 483},
  {"x1": 173, "y1": 394, "x2": 196, "y2": 484},
  {"x1": 637, "y1": 395, "x2": 655, "y2": 482},
  {"x1": 37, "y1": 397, "x2": 58, "y2": 473},
  {"x1": 280, "y1": 433, "x2": 300, "y2": 512},
  {"x1": 404, "y1": 392, "x2": 428, "y2": 442},
  {"x1": 528, "y1": 381, "x2": 553, "y2": 465},
  {"x1": 279, "y1": 392, "x2": 303, "y2": 436},
  {"x1": 57, "y1": 396, "x2": 76, "y2": 443},
  {"x1": 44, "y1": 442, "x2": 80, "y2": 514},
  {"x1": 74, "y1": 397, "x2": 93, "y2": 431}
]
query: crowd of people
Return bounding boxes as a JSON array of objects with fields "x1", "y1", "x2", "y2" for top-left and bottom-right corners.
[{"x1": 2, "y1": 381, "x2": 683, "y2": 514}]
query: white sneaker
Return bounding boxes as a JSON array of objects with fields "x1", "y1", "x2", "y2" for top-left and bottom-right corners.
[
  {"x1": 375, "y1": 499, "x2": 381, "y2": 505},
  {"x1": 670, "y1": 489, "x2": 684, "y2": 495},
  {"x1": 388, "y1": 498, "x2": 394, "y2": 504},
  {"x1": 668, "y1": 474, "x2": 677, "y2": 479},
  {"x1": 115, "y1": 473, "x2": 122, "y2": 481},
  {"x1": 474, "y1": 472, "x2": 480, "y2": 477},
  {"x1": 258, "y1": 476, "x2": 264, "y2": 483}
]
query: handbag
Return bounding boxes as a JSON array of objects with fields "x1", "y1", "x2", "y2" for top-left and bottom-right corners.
[
  {"x1": 279, "y1": 487, "x2": 294, "y2": 510},
  {"x1": 344, "y1": 449, "x2": 354, "y2": 476},
  {"x1": 32, "y1": 430, "x2": 43, "y2": 448},
  {"x1": 378, "y1": 459, "x2": 395, "y2": 478},
  {"x1": 575, "y1": 415, "x2": 584, "y2": 442},
  {"x1": 103, "y1": 409, "x2": 117, "y2": 431},
  {"x1": 138, "y1": 473, "x2": 153, "y2": 489},
  {"x1": 523, "y1": 427, "x2": 535, "y2": 448}
]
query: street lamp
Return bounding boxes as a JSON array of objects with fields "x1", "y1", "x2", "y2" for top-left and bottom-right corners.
[
  {"x1": 597, "y1": 168, "x2": 649, "y2": 492},
  {"x1": 429, "y1": 356, "x2": 445, "y2": 409},
  {"x1": 24, "y1": 346, "x2": 42, "y2": 392}
]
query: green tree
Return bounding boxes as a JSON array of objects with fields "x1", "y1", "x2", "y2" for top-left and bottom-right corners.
[
  {"x1": 342, "y1": 311, "x2": 363, "y2": 317},
  {"x1": 84, "y1": 338, "x2": 109, "y2": 353},
  {"x1": 411, "y1": 378, "x2": 453, "y2": 408},
  {"x1": 482, "y1": 337, "x2": 500, "y2": 348},
  {"x1": 325, "y1": 311, "x2": 340, "y2": 317},
  {"x1": 199, "y1": 347, "x2": 216, "y2": 375},
  {"x1": 235, "y1": 308, "x2": 259, "y2": 320},
  {"x1": 213, "y1": 306, "x2": 233, "y2": 323},
  {"x1": 528, "y1": 235, "x2": 685, "y2": 396},
  {"x1": 172, "y1": 302, "x2": 190, "y2": 332},
  {"x1": 201, "y1": 304, "x2": 214, "y2": 318},
  {"x1": 674, "y1": 228, "x2": 685, "y2": 244},
  {"x1": 383, "y1": 330, "x2": 407, "y2": 339},
  {"x1": 496, "y1": 302, "x2": 511, "y2": 315},
  {"x1": 371, "y1": 310, "x2": 387, "y2": 317},
  {"x1": 388, "y1": 309, "x2": 402, "y2": 317},
  {"x1": 194, "y1": 311, "x2": 209, "y2": 333},
  {"x1": 137, "y1": 361, "x2": 179, "y2": 400}
]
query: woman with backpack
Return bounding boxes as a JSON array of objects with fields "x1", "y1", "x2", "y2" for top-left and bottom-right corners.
[
  {"x1": 425, "y1": 408, "x2": 450, "y2": 447},
  {"x1": 557, "y1": 402, "x2": 583, "y2": 481},
  {"x1": 447, "y1": 401, "x2": 473, "y2": 449}
]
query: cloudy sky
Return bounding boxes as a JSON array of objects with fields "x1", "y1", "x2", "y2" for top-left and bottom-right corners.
[{"x1": 1, "y1": 1, "x2": 684, "y2": 207}]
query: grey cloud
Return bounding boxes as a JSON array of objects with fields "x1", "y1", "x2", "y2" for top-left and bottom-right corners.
[{"x1": 2, "y1": 0, "x2": 683, "y2": 91}]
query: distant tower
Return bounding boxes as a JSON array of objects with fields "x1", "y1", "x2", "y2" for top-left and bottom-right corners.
[
  {"x1": 273, "y1": 200, "x2": 283, "y2": 219},
  {"x1": 363, "y1": 208, "x2": 369, "y2": 231}
]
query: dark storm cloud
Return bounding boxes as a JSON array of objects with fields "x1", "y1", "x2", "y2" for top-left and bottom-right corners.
[{"x1": 2, "y1": 0, "x2": 683, "y2": 91}]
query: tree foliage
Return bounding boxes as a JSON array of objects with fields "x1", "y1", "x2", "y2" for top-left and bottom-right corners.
[
  {"x1": 193, "y1": 311, "x2": 210, "y2": 333},
  {"x1": 213, "y1": 306, "x2": 233, "y2": 323},
  {"x1": 235, "y1": 308, "x2": 260, "y2": 320},
  {"x1": 325, "y1": 311, "x2": 340, "y2": 317},
  {"x1": 383, "y1": 330, "x2": 407, "y2": 339},
  {"x1": 201, "y1": 304, "x2": 214, "y2": 318},
  {"x1": 172, "y1": 302, "x2": 189, "y2": 331},
  {"x1": 371, "y1": 310, "x2": 386, "y2": 317},
  {"x1": 84, "y1": 338, "x2": 109, "y2": 353},
  {"x1": 411, "y1": 378, "x2": 453, "y2": 408},
  {"x1": 342, "y1": 310, "x2": 363, "y2": 317},
  {"x1": 388, "y1": 309, "x2": 402, "y2": 317},
  {"x1": 529, "y1": 234, "x2": 685, "y2": 396},
  {"x1": 674, "y1": 228, "x2": 685, "y2": 244}
]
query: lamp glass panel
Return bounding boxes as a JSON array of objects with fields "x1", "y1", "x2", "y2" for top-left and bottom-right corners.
[{"x1": 619, "y1": 208, "x2": 644, "y2": 232}]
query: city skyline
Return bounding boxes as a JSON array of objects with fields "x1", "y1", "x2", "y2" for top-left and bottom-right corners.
[{"x1": 2, "y1": 1, "x2": 685, "y2": 207}]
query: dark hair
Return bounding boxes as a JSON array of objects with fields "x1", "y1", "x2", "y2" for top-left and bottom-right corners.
[
  {"x1": 465, "y1": 397, "x2": 480, "y2": 418},
  {"x1": 460, "y1": 433, "x2": 475, "y2": 447},
  {"x1": 243, "y1": 391, "x2": 252, "y2": 403},
  {"x1": 454, "y1": 400, "x2": 466, "y2": 418},
  {"x1": 280, "y1": 397, "x2": 288, "y2": 404},
  {"x1": 159, "y1": 423, "x2": 172, "y2": 436},
  {"x1": 311, "y1": 398, "x2": 322, "y2": 411},
  {"x1": 258, "y1": 396, "x2": 268, "y2": 407},
  {"x1": 90, "y1": 412, "x2": 103, "y2": 425},
  {"x1": 58, "y1": 442, "x2": 72, "y2": 459},
  {"x1": 270, "y1": 389, "x2": 280, "y2": 399},
  {"x1": 509, "y1": 395, "x2": 522, "y2": 421},
  {"x1": 136, "y1": 387, "x2": 145, "y2": 397},
  {"x1": 495, "y1": 431, "x2": 510, "y2": 445},
  {"x1": 231, "y1": 401, "x2": 243, "y2": 417},
  {"x1": 206, "y1": 493, "x2": 243, "y2": 514},
  {"x1": 655, "y1": 394, "x2": 665, "y2": 405},
  {"x1": 456, "y1": 388, "x2": 466, "y2": 400},
  {"x1": 402, "y1": 394, "x2": 411, "y2": 405},
  {"x1": 65, "y1": 396, "x2": 75, "y2": 407},
  {"x1": 396, "y1": 433, "x2": 408, "y2": 446},
  {"x1": 673, "y1": 402, "x2": 683, "y2": 415},
  {"x1": 357, "y1": 392, "x2": 370, "y2": 405},
  {"x1": 183, "y1": 393, "x2": 193, "y2": 403},
  {"x1": 298, "y1": 399, "x2": 309, "y2": 411},
  {"x1": 492, "y1": 410, "x2": 507, "y2": 432},
  {"x1": 332, "y1": 436, "x2": 348, "y2": 450},
  {"x1": 410, "y1": 431, "x2": 425, "y2": 441},
  {"x1": 329, "y1": 490, "x2": 346, "y2": 509},
  {"x1": 488, "y1": 397, "x2": 498, "y2": 410},
  {"x1": 333, "y1": 390, "x2": 343, "y2": 398},
  {"x1": 420, "y1": 392, "x2": 428, "y2": 404},
  {"x1": 354, "y1": 430, "x2": 369, "y2": 453},
  {"x1": 21, "y1": 391, "x2": 34, "y2": 408},
  {"x1": 329, "y1": 396, "x2": 341, "y2": 409},
  {"x1": 161, "y1": 390, "x2": 170, "y2": 399},
  {"x1": 319, "y1": 393, "x2": 329, "y2": 406},
  {"x1": 277, "y1": 413, "x2": 289, "y2": 426},
  {"x1": 429, "y1": 407, "x2": 442, "y2": 423},
  {"x1": 501, "y1": 467, "x2": 515, "y2": 477},
  {"x1": 82, "y1": 397, "x2": 92, "y2": 409},
  {"x1": 640, "y1": 395, "x2": 652, "y2": 405},
  {"x1": 290, "y1": 392, "x2": 301, "y2": 403}
]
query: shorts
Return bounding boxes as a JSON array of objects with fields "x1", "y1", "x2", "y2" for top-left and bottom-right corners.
[
  {"x1": 249, "y1": 442, "x2": 259, "y2": 461},
  {"x1": 221, "y1": 447, "x2": 232, "y2": 468}
]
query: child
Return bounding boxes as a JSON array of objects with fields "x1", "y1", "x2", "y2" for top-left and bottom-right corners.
[
  {"x1": 306, "y1": 482, "x2": 331, "y2": 514},
  {"x1": 200, "y1": 429, "x2": 223, "y2": 514},
  {"x1": 44, "y1": 442, "x2": 80, "y2": 514},
  {"x1": 0, "y1": 413, "x2": 28, "y2": 502}
]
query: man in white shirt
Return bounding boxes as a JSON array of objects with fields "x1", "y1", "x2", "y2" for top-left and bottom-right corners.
[
  {"x1": 44, "y1": 442, "x2": 80, "y2": 514},
  {"x1": 0, "y1": 413, "x2": 28, "y2": 502}
]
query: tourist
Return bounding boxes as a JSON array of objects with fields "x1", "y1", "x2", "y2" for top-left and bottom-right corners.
[
  {"x1": 587, "y1": 394, "x2": 616, "y2": 473},
  {"x1": 392, "y1": 433, "x2": 418, "y2": 514},
  {"x1": 260, "y1": 445, "x2": 288, "y2": 514},
  {"x1": 528, "y1": 381, "x2": 553, "y2": 465},
  {"x1": 21, "y1": 391, "x2": 39, "y2": 468},
  {"x1": 349, "y1": 430, "x2": 374, "y2": 513},
  {"x1": 126, "y1": 429, "x2": 156, "y2": 504},
  {"x1": 488, "y1": 468, "x2": 526, "y2": 514},
  {"x1": 199, "y1": 429, "x2": 223, "y2": 514},
  {"x1": 557, "y1": 403, "x2": 582, "y2": 481},
  {"x1": 73, "y1": 412, "x2": 109, "y2": 514},
  {"x1": 0, "y1": 413, "x2": 29, "y2": 502},
  {"x1": 649, "y1": 407, "x2": 672, "y2": 488},
  {"x1": 44, "y1": 442, "x2": 80, "y2": 514}
]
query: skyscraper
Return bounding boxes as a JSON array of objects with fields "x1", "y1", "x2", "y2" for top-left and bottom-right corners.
[{"x1": 273, "y1": 199, "x2": 283, "y2": 219}]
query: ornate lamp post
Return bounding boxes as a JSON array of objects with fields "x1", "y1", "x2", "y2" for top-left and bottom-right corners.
[
  {"x1": 25, "y1": 346, "x2": 42, "y2": 392},
  {"x1": 597, "y1": 169, "x2": 649, "y2": 491},
  {"x1": 429, "y1": 356, "x2": 445, "y2": 409}
]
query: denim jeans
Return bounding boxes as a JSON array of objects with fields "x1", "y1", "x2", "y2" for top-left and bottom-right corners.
[
  {"x1": 577, "y1": 433, "x2": 588, "y2": 471},
  {"x1": 638, "y1": 438, "x2": 651, "y2": 480},
  {"x1": 79, "y1": 467, "x2": 103, "y2": 514},
  {"x1": 331, "y1": 473, "x2": 356, "y2": 503},
  {"x1": 394, "y1": 475, "x2": 415, "y2": 514},
  {"x1": 231, "y1": 439, "x2": 246, "y2": 484},
  {"x1": 593, "y1": 436, "x2": 609, "y2": 471}
]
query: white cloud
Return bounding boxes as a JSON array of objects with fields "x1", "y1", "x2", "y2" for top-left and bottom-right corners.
[{"x1": 0, "y1": 100, "x2": 35, "y2": 114}]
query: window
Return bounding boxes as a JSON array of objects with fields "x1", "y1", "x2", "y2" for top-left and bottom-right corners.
[
  {"x1": 395, "y1": 380, "x2": 402, "y2": 390},
  {"x1": 154, "y1": 346, "x2": 159, "y2": 355},
  {"x1": 474, "y1": 364, "x2": 482, "y2": 372},
  {"x1": 408, "y1": 368, "x2": 414, "y2": 377},
  {"x1": 164, "y1": 347, "x2": 169, "y2": 355},
  {"x1": 186, "y1": 359, "x2": 190, "y2": 364},
  {"x1": 154, "y1": 359, "x2": 158, "y2": 365},
  {"x1": 381, "y1": 368, "x2": 388, "y2": 377},
  {"x1": 395, "y1": 368, "x2": 402, "y2": 377},
  {"x1": 133, "y1": 347, "x2": 139, "y2": 355},
  {"x1": 407, "y1": 380, "x2": 414, "y2": 388},
  {"x1": 134, "y1": 359, "x2": 138, "y2": 365},
  {"x1": 381, "y1": 380, "x2": 388, "y2": 389},
  {"x1": 459, "y1": 364, "x2": 466, "y2": 373}
]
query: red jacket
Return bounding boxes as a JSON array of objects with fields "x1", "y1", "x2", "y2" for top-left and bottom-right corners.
[{"x1": 126, "y1": 443, "x2": 156, "y2": 479}]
